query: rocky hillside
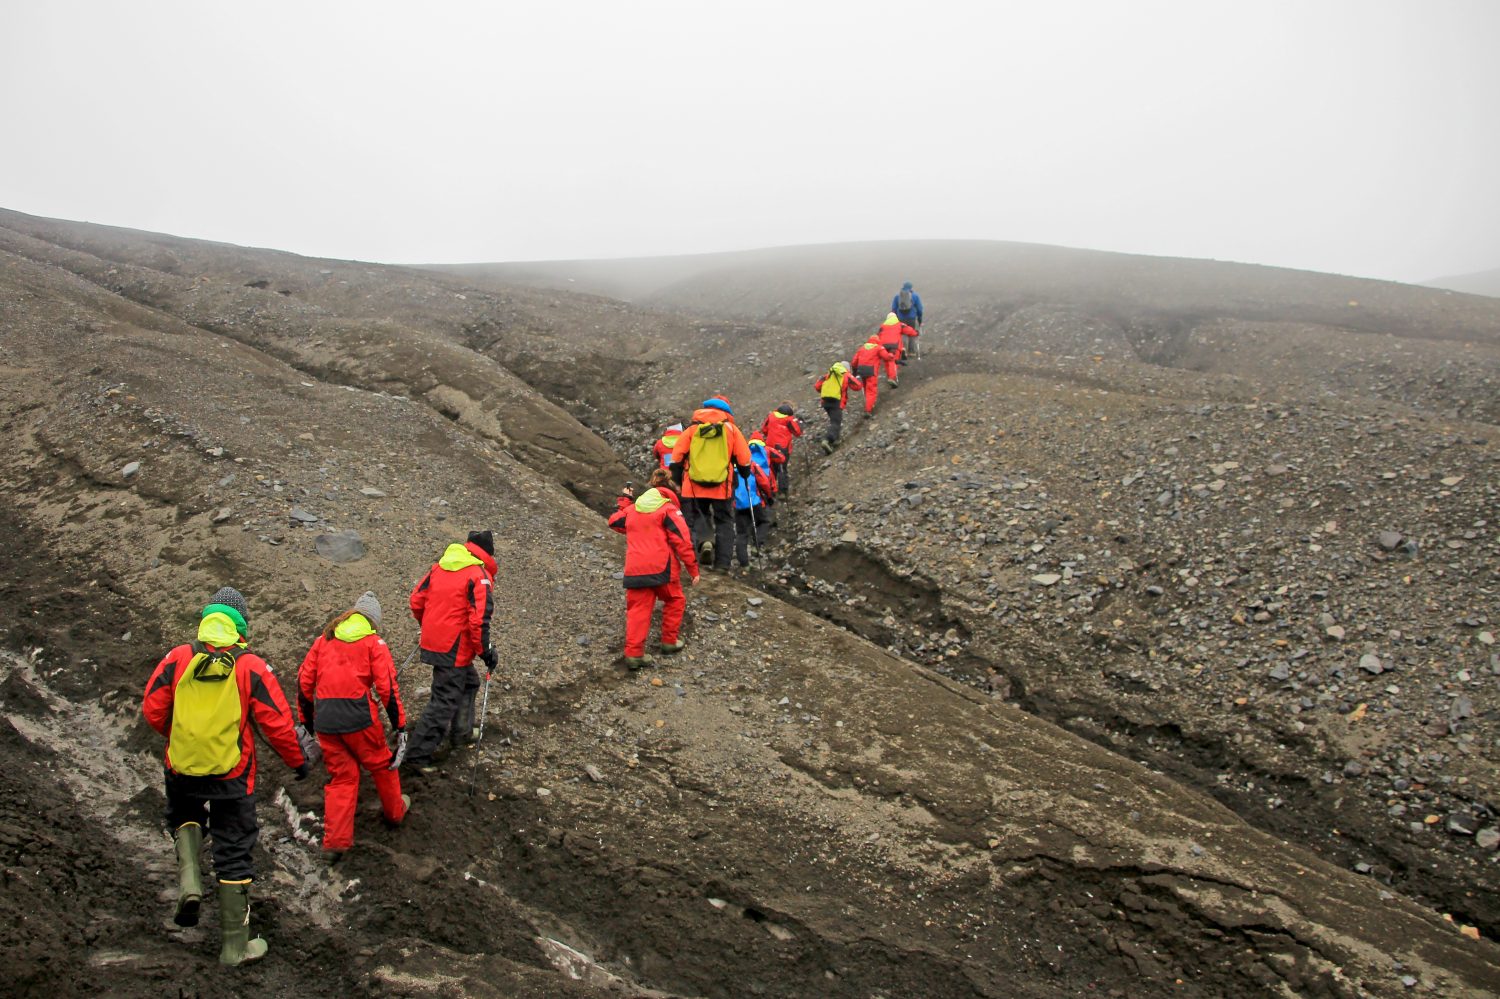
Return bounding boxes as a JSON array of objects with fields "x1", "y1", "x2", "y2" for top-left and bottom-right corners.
[{"x1": 1, "y1": 211, "x2": 1497, "y2": 998}]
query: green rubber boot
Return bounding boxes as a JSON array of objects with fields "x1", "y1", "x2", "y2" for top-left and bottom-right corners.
[
  {"x1": 173, "y1": 823, "x2": 204, "y2": 927},
  {"x1": 217, "y1": 880, "x2": 269, "y2": 967}
]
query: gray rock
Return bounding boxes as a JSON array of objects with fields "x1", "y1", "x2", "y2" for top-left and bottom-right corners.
[
  {"x1": 1268, "y1": 664, "x2": 1291, "y2": 681},
  {"x1": 1377, "y1": 531, "x2": 1403, "y2": 551},
  {"x1": 1358, "y1": 653, "x2": 1385, "y2": 675},
  {"x1": 211, "y1": 507, "x2": 234, "y2": 524},
  {"x1": 1031, "y1": 573, "x2": 1062, "y2": 587},
  {"x1": 1343, "y1": 760, "x2": 1365, "y2": 778},
  {"x1": 290, "y1": 506, "x2": 320, "y2": 523},
  {"x1": 1447, "y1": 813, "x2": 1480, "y2": 836},
  {"x1": 1449, "y1": 696, "x2": 1474, "y2": 720},
  {"x1": 121, "y1": 461, "x2": 141, "y2": 479},
  {"x1": 358, "y1": 487, "x2": 387, "y2": 498},
  {"x1": 1476, "y1": 828, "x2": 1500, "y2": 850},
  {"x1": 1155, "y1": 490, "x2": 1174, "y2": 506},
  {"x1": 747, "y1": 597, "x2": 764, "y2": 607},
  {"x1": 314, "y1": 530, "x2": 366, "y2": 563},
  {"x1": 576, "y1": 635, "x2": 591, "y2": 647}
]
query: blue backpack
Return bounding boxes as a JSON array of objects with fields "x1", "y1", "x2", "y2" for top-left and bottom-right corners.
[{"x1": 734, "y1": 444, "x2": 772, "y2": 510}]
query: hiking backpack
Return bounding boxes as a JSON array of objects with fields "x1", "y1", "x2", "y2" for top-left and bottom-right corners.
[
  {"x1": 687, "y1": 422, "x2": 731, "y2": 486},
  {"x1": 820, "y1": 368, "x2": 844, "y2": 400},
  {"x1": 167, "y1": 644, "x2": 245, "y2": 777},
  {"x1": 899, "y1": 288, "x2": 912, "y2": 312}
]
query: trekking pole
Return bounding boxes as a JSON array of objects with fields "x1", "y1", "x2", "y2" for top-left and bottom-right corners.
[
  {"x1": 466, "y1": 670, "x2": 493, "y2": 798},
  {"x1": 395, "y1": 645, "x2": 418, "y2": 680}
]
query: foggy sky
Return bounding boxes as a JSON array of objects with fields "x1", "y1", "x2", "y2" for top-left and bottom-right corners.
[{"x1": 3, "y1": 1, "x2": 1496, "y2": 283}]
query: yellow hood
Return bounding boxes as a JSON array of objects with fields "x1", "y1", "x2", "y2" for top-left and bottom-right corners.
[
  {"x1": 334, "y1": 613, "x2": 376, "y2": 642},
  {"x1": 197, "y1": 611, "x2": 243, "y2": 649},
  {"x1": 883, "y1": 312, "x2": 900, "y2": 325},
  {"x1": 438, "y1": 543, "x2": 484, "y2": 571},
  {"x1": 634, "y1": 488, "x2": 672, "y2": 514}
]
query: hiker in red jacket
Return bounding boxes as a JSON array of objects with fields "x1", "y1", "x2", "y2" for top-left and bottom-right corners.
[
  {"x1": 876, "y1": 312, "x2": 912, "y2": 381},
  {"x1": 609, "y1": 468, "x2": 700, "y2": 668},
  {"x1": 668, "y1": 397, "x2": 753, "y2": 571},
  {"x1": 876, "y1": 313, "x2": 907, "y2": 385},
  {"x1": 850, "y1": 338, "x2": 894, "y2": 414},
  {"x1": 652, "y1": 422, "x2": 684, "y2": 470},
  {"x1": 405, "y1": 529, "x2": 496, "y2": 772},
  {"x1": 814, "y1": 361, "x2": 861, "y2": 453},
  {"x1": 142, "y1": 586, "x2": 307, "y2": 967},
  {"x1": 758, "y1": 403, "x2": 803, "y2": 496},
  {"x1": 297, "y1": 591, "x2": 409, "y2": 861}
]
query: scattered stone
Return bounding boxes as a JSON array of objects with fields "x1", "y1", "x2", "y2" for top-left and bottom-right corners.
[
  {"x1": 359, "y1": 487, "x2": 387, "y2": 498},
  {"x1": 290, "y1": 506, "x2": 320, "y2": 523},
  {"x1": 1343, "y1": 760, "x2": 1364, "y2": 778},
  {"x1": 747, "y1": 597, "x2": 764, "y2": 607},
  {"x1": 1032, "y1": 573, "x2": 1062, "y2": 587},
  {"x1": 1447, "y1": 813, "x2": 1480, "y2": 836},
  {"x1": 839, "y1": 529, "x2": 858, "y2": 543},
  {"x1": 1268, "y1": 664, "x2": 1291, "y2": 681},
  {"x1": 1377, "y1": 531, "x2": 1403, "y2": 551},
  {"x1": 1326, "y1": 625, "x2": 1346, "y2": 640},
  {"x1": 1358, "y1": 653, "x2": 1385, "y2": 675},
  {"x1": 576, "y1": 635, "x2": 591, "y2": 647},
  {"x1": 211, "y1": 507, "x2": 233, "y2": 523},
  {"x1": 314, "y1": 530, "x2": 366, "y2": 563},
  {"x1": 584, "y1": 764, "x2": 605, "y2": 783},
  {"x1": 1265, "y1": 464, "x2": 1289, "y2": 476},
  {"x1": 1476, "y1": 828, "x2": 1500, "y2": 850},
  {"x1": 121, "y1": 461, "x2": 140, "y2": 479}
]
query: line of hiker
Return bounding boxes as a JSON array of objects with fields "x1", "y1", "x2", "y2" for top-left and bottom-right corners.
[
  {"x1": 621, "y1": 282, "x2": 925, "y2": 664},
  {"x1": 142, "y1": 529, "x2": 503, "y2": 966},
  {"x1": 141, "y1": 282, "x2": 925, "y2": 967}
]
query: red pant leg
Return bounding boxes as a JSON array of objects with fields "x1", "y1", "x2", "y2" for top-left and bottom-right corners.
[
  {"x1": 624, "y1": 587, "x2": 658, "y2": 657},
  {"x1": 345, "y1": 725, "x2": 406, "y2": 824},
  {"x1": 885, "y1": 356, "x2": 899, "y2": 380},
  {"x1": 657, "y1": 583, "x2": 685, "y2": 644},
  {"x1": 863, "y1": 376, "x2": 879, "y2": 412},
  {"x1": 318, "y1": 733, "x2": 360, "y2": 851}
]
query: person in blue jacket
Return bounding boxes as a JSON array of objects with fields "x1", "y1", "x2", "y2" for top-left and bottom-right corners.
[
  {"x1": 891, "y1": 281, "x2": 923, "y2": 329},
  {"x1": 731, "y1": 436, "x2": 775, "y2": 570}
]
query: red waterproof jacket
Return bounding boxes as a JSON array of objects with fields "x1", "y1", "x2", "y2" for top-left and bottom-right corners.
[
  {"x1": 652, "y1": 430, "x2": 682, "y2": 470},
  {"x1": 608, "y1": 487, "x2": 699, "y2": 587},
  {"x1": 758, "y1": 410, "x2": 803, "y2": 463},
  {"x1": 669, "y1": 407, "x2": 753, "y2": 501},
  {"x1": 851, "y1": 340, "x2": 894, "y2": 379},
  {"x1": 410, "y1": 541, "x2": 497, "y2": 668},
  {"x1": 143, "y1": 615, "x2": 304, "y2": 795},
  {"x1": 814, "y1": 365, "x2": 862, "y2": 407},
  {"x1": 297, "y1": 613, "x2": 406, "y2": 735},
  {"x1": 876, "y1": 321, "x2": 904, "y2": 357}
]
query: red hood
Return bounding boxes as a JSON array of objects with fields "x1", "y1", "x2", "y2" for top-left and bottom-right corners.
[{"x1": 464, "y1": 542, "x2": 498, "y2": 576}]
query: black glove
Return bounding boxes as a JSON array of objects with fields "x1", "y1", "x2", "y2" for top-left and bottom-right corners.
[
  {"x1": 481, "y1": 648, "x2": 498, "y2": 674},
  {"x1": 294, "y1": 762, "x2": 310, "y2": 781},
  {"x1": 669, "y1": 461, "x2": 684, "y2": 487}
]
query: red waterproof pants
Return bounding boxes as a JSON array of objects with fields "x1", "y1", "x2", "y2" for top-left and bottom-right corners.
[
  {"x1": 884, "y1": 348, "x2": 901, "y2": 381},
  {"x1": 860, "y1": 375, "x2": 880, "y2": 413},
  {"x1": 624, "y1": 583, "x2": 685, "y2": 657},
  {"x1": 318, "y1": 726, "x2": 406, "y2": 851}
]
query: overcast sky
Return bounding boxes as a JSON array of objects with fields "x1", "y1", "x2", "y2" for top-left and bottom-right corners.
[{"x1": 3, "y1": 1, "x2": 1496, "y2": 282}]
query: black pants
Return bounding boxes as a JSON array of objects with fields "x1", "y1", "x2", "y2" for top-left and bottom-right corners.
[
  {"x1": 407, "y1": 664, "x2": 481, "y2": 764},
  {"x1": 166, "y1": 782, "x2": 259, "y2": 882},
  {"x1": 771, "y1": 459, "x2": 789, "y2": 496},
  {"x1": 685, "y1": 497, "x2": 734, "y2": 568},
  {"x1": 734, "y1": 507, "x2": 771, "y2": 566},
  {"x1": 822, "y1": 398, "x2": 843, "y2": 443}
]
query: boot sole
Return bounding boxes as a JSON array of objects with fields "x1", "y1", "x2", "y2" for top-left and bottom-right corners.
[{"x1": 173, "y1": 896, "x2": 201, "y2": 927}]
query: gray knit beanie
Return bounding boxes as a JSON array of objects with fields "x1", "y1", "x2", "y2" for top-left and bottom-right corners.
[{"x1": 353, "y1": 590, "x2": 382, "y2": 628}]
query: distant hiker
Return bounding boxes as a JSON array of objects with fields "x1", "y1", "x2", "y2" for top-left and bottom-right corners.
[
  {"x1": 296, "y1": 591, "x2": 409, "y2": 861},
  {"x1": 892, "y1": 280, "x2": 923, "y2": 329},
  {"x1": 609, "y1": 468, "x2": 700, "y2": 668},
  {"x1": 732, "y1": 437, "x2": 776, "y2": 568},
  {"x1": 142, "y1": 586, "x2": 308, "y2": 967},
  {"x1": 653, "y1": 422, "x2": 684, "y2": 470},
  {"x1": 405, "y1": 530, "x2": 497, "y2": 772},
  {"x1": 668, "y1": 396, "x2": 753, "y2": 571},
  {"x1": 757, "y1": 402, "x2": 803, "y2": 496},
  {"x1": 813, "y1": 361, "x2": 861, "y2": 453},
  {"x1": 850, "y1": 337, "x2": 894, "y2": 414},
  {"x1": 876, "y1": 313, "x2": 908, "y2": 384}
]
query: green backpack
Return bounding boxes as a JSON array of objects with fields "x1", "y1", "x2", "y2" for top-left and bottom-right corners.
[
  {"x1": 167, "y1": 645, "x2": 246, "y2": 777},
  {"x1": 688, "y1": 422, "x2": 731, "y2": 486}
]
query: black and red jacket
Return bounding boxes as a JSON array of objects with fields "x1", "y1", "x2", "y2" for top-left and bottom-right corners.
[
  {"x1": 851, "y1": 340, "x2": 894, "y2": 378},
  {"x1": 143, "y1": 637, "x2": 305, "y2": 796},
  {"x1": 758, "y1": 410, "x2": 803, "y2": 464},
  {"x1": 297, "y1": 613, "x2": 406, "y2": 735},
  {"x1": 607, "y1": 487, "x2": 699, "y2": 588},
  {"x1": 409, "y1": 541, "x2": 496, "y2": 668}
]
